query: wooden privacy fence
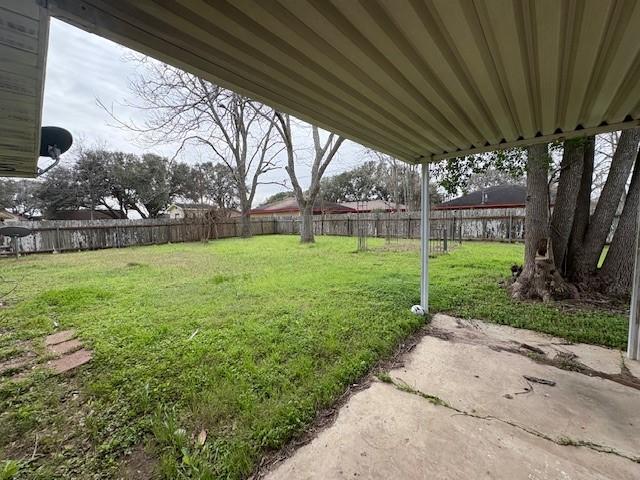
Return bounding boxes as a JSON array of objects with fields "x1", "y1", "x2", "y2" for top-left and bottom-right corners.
[
  {"x1": 1, "y1": 211, "x2": 525, "y2": 256},
  {"x1": 2, "y1": 218, "x2": 277, "y2": 255},
  {"x1": 271, "y1": 212, "x2": 524, "y2": 242}
]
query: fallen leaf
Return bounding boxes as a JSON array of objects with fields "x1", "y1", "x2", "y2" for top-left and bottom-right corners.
[{"x1": 197, "y1": 429, "x2": 207, "y2": 446}]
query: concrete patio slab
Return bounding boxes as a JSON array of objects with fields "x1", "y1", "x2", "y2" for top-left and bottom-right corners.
[
  {"x1": 428, "y1": 314, "x2": 626, "y2": 375},
  {"x1": 391, "y1": 335, "x2": 639, "y2": 460},
  {"x1": 267, "y1": 383, "x2": 638, "y2": 480},
  {"x1": 625, "y1": 357, "x2": 640, "y2": 378},
  {"x1": 265, "y1": 314, "x2": 640, "y2": 480}
]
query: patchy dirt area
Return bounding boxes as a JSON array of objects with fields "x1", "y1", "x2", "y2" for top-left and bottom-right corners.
[
  {"x1": 118, "y1": 443, "x2": 158, "y2": 480},
  {"x1": 262, "y1": 314, "x2": 640, "y2": 480}
]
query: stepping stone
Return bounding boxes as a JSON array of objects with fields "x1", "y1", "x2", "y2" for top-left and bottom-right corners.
[
  {"x1": 45, "y1": 330, "x2": 75, "y2": 346},
  {"x1": 0, "y1": 354, "x2": 34, "y2": 375},
  {"x1": 48, "y1": 339, "x2": 82, "y2": 355},
  {"x1": 49, "y1": 349, "x2": 92, "y2": 374}
]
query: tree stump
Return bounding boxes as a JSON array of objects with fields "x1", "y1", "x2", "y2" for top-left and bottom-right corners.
[{"x1": 509, "y1": 256, "x2": 578, "y2": 302}]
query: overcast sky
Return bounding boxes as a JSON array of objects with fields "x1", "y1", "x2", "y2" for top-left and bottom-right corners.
[{"x1": 41, "y1": 19, "x2": 369, "y2": 204}]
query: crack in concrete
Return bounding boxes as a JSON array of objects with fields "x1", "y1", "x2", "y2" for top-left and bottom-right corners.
[
  {"x1": 425, "y1": 328, "x2": 640, "y2": 391},
  {"x1": 387, "y1": 378, "x2": 640, "y2": 465}
]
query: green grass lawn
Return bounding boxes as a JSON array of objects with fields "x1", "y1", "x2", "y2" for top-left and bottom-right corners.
[{"x1": 0, "y1": 237, "x2": 628, "y2": 479}]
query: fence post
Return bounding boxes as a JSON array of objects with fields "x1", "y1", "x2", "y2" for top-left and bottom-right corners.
[
  {"x1": 508, "y1": 214, "x2": 513, "y2": 243},
  {"x1": 407, "y1": 217, "x2": 411, "y2": 239},
  {"x1": 443, "y1": 227, "x2": 448, "y2": 253},
  {"x1": 451, "y1": 217, "x2": 456, "y2": 247},
  {"x1": 55, "y1": 227, "x2": 61, "y2": 253}
]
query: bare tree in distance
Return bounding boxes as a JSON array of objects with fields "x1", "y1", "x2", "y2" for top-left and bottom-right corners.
[
  {"x1": 272, "y1": 112, "x2": 345, "y2": 243},
  {"x1": 100, "y1": 58, "x2": 283, "y2": 237},
  {"x1": 594, "y1": 131, "x2": 620, "y2": 196},
  {"x1": 366, "y1": 149, "x2": 401, "y2": 213}
]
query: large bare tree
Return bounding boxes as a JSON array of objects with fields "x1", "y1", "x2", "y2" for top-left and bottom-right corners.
[
  {"x1": 550, "y1": 138, "x2": 586, "y2": 271},
  {"x1": 599, "y1": 149, "x2": 640, "y2": 294},
  {"x1": 567, "y1": 128, "x2": 640, "y2": 281},
  {"x1": 273, "y1": 113, "x2": 345, "y2": 243},
  {"x1": 510, "y1": 130, "x2": 639, "y2": 300},
  {"x1": 104, "y1": 60, "x2": 282, "y2": 236}
]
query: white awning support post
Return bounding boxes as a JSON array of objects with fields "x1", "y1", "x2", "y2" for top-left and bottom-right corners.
[
  {"x1": 420, "y1": 162, "x2": 430, "y2": 313},
  {"x1": 628, "y1": 202, "x2": 640, "y2": 360}
]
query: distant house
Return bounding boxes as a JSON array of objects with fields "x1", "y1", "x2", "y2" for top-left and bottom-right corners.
[
  {"x1": 250, "y1": 197, "x2": 356, "y2": 217},
  {"x1": 434, "y1": 184, "x2": 527, "y2": 211},
  {"x1": 340, "y1": 200, "x2": 407, "y2": 213},
  {"x1": 167, "y1": 203, "x2": 210, "y2": 220},
  {"x1": 44, "y1": 210, "x2": 127, "y2": 221},
  {"x1": 166, "y1": 203, "x2": 240, "y2": 220},
  {"x1": 432, "y1": 184, "x2": 530, "y2": 241}
]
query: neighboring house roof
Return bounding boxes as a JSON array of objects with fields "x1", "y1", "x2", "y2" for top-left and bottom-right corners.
[
  {"x1": 45, "y1": 210, "x2": 127, "y2": 220},
  {"x1": 340, "y1": 200, "x2": 407, "y2": 212},
  {"x1": 251, "y1": 197, "x2": 356, "y2": 215},
  {"x1": 434, "y1": 185, "x2": 527, "y2": 210}
]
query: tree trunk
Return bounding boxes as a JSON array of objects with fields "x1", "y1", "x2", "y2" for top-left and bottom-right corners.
[
  {"x1": 574, "y1": 128, "x2": 640, "y2": 279},
  {"x1": 238, "y1": 186, "x2": 252, "y2": 237},
  {"x1": 550, "y1": 138, "x2": 585, "y2": 271},
  {"x1": 599, "y1": 150, "x2": 640, "y2": 296},
  {"x1": 509, "y1": 143, "x2": 577, "y2": 301},
  {"x1": 522, "y1": 144, "x2": 551, "y2": 275},
  {"x1": 566, "y1": 136, "x2": 595, "y2": 280},
  {"x1": 300, "y1": 203, "x2": 315, "y2": 243},
  {"x1": 240, "y1": 211, "x2": 251, "y2": 238}
]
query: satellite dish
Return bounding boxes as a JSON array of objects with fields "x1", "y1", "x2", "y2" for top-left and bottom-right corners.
[
  {"x1": 0, "y1": 226, "x2": 32, "y2": 259},
  {"x1": 0, "y1": 226, "x2": 32, "y2": 238},
  {"x1": 37, "y1": 126, "x2": 73, "y2": 176},
  {"x1": 40, "y1": 126, "x2": 73, "y2": 157}
]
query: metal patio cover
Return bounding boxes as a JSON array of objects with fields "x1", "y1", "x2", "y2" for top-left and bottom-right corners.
[{"x1": 2, "y1": 0, "x2": 640, "y2": 176}]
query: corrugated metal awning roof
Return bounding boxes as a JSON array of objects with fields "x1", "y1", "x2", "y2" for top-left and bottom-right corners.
[
  {"x1": 47, "y1": 0, "x2": 640, "y2": 164},
  {"x1": 3, "y1": 1, "x2": 640, "y2": 176}
]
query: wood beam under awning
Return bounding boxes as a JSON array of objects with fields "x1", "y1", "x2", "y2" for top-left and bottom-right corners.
[{"x1": 0, "y1": 0, "x2": 49, "y2": 177}]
